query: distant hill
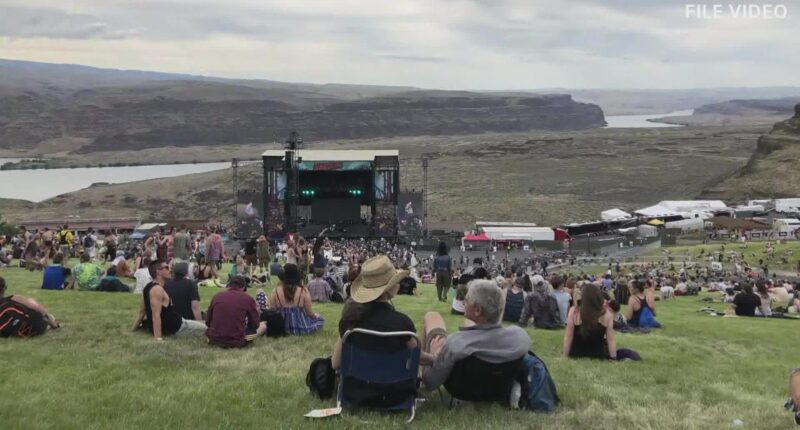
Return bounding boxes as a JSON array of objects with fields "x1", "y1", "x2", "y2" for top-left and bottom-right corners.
[
  {"x1": 0, "y1": 59, "x2": 605, "y2": 153},
  {"x1": 514, "y1": 88, "x2": 800, "y2": 115},
  {"x1": 702, "y1": 103, "x2": 800, "y2": 199}
]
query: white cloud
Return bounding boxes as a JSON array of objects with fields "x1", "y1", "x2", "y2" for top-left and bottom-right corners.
[{"x1": 0, "y1": 0, "x2": 797, "y2": 89}]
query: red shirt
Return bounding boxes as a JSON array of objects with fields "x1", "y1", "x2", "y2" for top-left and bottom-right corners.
[{"x1": 206, "y1": 288, "x2": 260, "y2": 347}]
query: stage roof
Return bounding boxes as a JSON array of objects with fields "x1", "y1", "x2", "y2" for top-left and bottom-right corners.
[{"x1": 261, "y1": 150, "x2": 399, "y2": 161}]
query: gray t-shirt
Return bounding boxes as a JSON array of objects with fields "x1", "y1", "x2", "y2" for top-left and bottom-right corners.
[
  {"x1": 422, "y1": 323, "x2": 530, "y2": 390},
  {"x1": 552, "y1": 290, "x2": 571, "y2": 326}
]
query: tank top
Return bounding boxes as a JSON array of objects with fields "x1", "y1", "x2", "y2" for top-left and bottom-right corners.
[
  {"x1": 630, "y1": 295, "x2": 650, "y2": 326},
  {"x1": 142, "y1": 282, "x2": 183, "y2": 335},
  {"x1": 570, "y1": 320, "x2": 608, "y2": 359}
]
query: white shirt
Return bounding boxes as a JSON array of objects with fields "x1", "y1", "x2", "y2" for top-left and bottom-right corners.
[{"x1": 133, "y1": 267, "x2": 152, "y2": 294}]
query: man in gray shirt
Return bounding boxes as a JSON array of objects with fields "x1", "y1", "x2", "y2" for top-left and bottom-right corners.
[{"x1": 420, "y1": 280, "x2": 531, "y2": 391}]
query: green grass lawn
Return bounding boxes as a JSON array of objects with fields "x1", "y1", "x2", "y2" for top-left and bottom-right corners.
[
  {"x1": 1, "y1": 263, "x2": 799, "y2": 429},
  {"x1": 654, "y1": 241, "x2": 800, "y2": 274}
]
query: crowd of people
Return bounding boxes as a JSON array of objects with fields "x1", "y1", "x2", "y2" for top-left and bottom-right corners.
[{"x1": 3, "y1": 225, "x2": 800, "y2": 424}]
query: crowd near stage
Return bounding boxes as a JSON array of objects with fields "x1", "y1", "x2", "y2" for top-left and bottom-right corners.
[{"x1": 254, "y1": 150, "x2": 417, "y2": 240}]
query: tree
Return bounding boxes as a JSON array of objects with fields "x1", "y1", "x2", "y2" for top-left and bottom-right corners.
[{"x1": 0, "y1": 213, "x2": 16, "y2": 237}]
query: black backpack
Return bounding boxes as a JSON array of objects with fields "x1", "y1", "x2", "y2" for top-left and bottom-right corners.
[
  {"x1": 306, "y1": 356, "x2": 336, "y2": 399},
  {"x1": 260, "y1": 310, "x2": 286, "y2": 337},
  {"x1": 83, "y1": 235, "x2": 94, "y2": 248}
]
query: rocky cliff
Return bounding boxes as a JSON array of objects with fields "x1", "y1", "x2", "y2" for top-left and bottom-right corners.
[
  {"x1": 0, "y1": 82, "x2": 605, "y2": 152},
  {"x1": 702, "y1": 103, "x2": 800, "y2": 199}
]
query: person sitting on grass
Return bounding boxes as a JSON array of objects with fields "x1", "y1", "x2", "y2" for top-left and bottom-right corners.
[
  {"x1": 551, "y1": 275, "x2": 571, "y2": 326},
  {"x1": 97, "y1": 266, "x2": 131, "y2": 292},
  {"x1": 194, "y1": 256, "x2": 214, "y2": 281},
  {"x1": 331, "y1": 255, "x2": 437, "y2": 407},
  {"x1": 519, "y1": 276, "x2": 561, "y2": 329},
  {"x1": 42, "y1": 253, "x2": 71, "y2": 290},
  {"x1": 268, "y1": 263, "x2": 324, "y2": 335},
  {"x1": 307, "y1": 269, "x2": 333, "y2": 302},
  {"x1": 70, "y1": 252, "x2": 104, "y2": 291},
  {"x1": 164, "y1": 262, "x2": 202, "y2": 321},
  {"x1": 111, "y1": 251, "x2": 133, "y2": 278},
  {"x1": 563, "y1": 284, "x2": 617, "y2": 360},
  {"x1": 1, "y1": 276, "x2": 61, "y2": 337},
  {"x1": 420, "y1": 280, "x2": 531, "y2": 391},
  {"x1": 732, "y1": 282, "x2": 761, "y2": 317},
  {"x1": 205, "y1": 275, "x2": 266, "y2": 348},
  {"x1": 502, "y1": 276, "x2": 525, "y2": 322},
  {"x1": 786, "y1": 368, "x2": 800, "y2": 425},
  {"x1": 451, "y1": 274, "x2": 474, "y2": 316},
  {"x1": 625, "y1": 279, "x2": 660, "y2": 328},
  {"x1": 131, "y1": 260, "x2": 207, "y2": 341},
  {"x1": 134, "y1": 257, "x2": 153, "y2": 294}
]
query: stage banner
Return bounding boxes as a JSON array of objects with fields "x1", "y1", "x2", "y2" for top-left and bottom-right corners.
[
  {"x1": 298, "y1": 161, "x2": 372, "y2": 171},
  {"x1": 397, "y1": 191, "x2": 423, "y2": 236}
]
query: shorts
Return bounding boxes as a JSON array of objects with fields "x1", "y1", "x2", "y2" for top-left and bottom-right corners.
[
  {"x1": 245, "y1": 255, "x2": 257, "y2": 265},
  {"x1": 425, "y1": 327, "x2": 448, "y2": 352}
]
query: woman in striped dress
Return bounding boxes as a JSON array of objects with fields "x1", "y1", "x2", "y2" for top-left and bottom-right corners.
[{"x1": 268, "y1": 264, "x2": 324, "y2": 335}]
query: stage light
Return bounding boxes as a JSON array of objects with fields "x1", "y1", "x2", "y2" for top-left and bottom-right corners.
[{"x1": 301, "y1": 189, "x2": 315, "y2": 196}]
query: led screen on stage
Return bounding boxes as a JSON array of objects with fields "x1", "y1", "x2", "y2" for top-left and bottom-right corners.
[
  {"x1": 398, "y1": 191, "x2": 424, "y2": 236},
  {"x1": 311, "y1": 198, "x2": 360, "y2": 224},
  {"x1": 235, "y1": 191, "x2": 264, "y2": 238}
]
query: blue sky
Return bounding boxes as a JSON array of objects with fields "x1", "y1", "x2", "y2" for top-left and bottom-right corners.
[{"x1": 0, "y1": 0, "x2": 797, "y2": 89}]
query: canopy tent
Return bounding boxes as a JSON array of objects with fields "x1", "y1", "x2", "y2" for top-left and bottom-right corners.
[
  {"x1": 479, "y1": 226, "x2": 555, "y2": 242},
  {"x1": 600, "y1": 208, "x2": 632, "y2": 221},
  {"x1": 463, "y1": 232, "x2": 490, "y2": 241},
  {"x1": 634, "y1": 204, "x2": 683, "y2": 218},
  {"x1": 647, "y1": 219, "x2": 665, "y2": 226}
]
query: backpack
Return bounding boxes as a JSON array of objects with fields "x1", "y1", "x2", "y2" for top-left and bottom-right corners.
[
  {"x1": 306, "y1": 356, "x2": 336, "y2": 399},
  {"x1": 330, "y1": 291, "x2": 344, "y2": 303},
  {"x1": 83, "y1": 235, "x2": 94, "y2": 248},
  {"x1": 517, "y1": 351, "x2": 559, "y2": 412},
  {"x1": 532, "y1": 295, "x2": 561, "y2": 329},
  {"x1": 638, "y1": 307, "x2": 661, "y2": 328},
  {"x1": 0, "y1": 298, "x2": 42, "y2": 338},
  {"x1": 260, "y1": 310, "x2": 286, "y2": 337}
]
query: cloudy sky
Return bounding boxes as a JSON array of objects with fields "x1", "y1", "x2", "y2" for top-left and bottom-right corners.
[{"x1": 0, "y1": 0, "x2": 797, "y2": 89}]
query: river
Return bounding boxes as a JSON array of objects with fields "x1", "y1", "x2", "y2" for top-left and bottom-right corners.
[
  {"x1": 0, "y1": 162, "x2": 230, "y2": 202},
  {"x1": 0, "y1": 111, "x2": 695, "y2": 202},
  {"x1": 604, "y1": 109, "x2": 694, "y2": 128}
]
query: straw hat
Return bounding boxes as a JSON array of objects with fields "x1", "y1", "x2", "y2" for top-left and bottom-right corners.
[{"x1": 350, "y1": 255, "x2": 408, "y2": 303}]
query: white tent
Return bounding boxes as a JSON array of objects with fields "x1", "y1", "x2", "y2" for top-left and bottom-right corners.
[
  {"x1": 665, "y1": 218, "x2": 707, "y2": 232},
  {"x1": 775, "y1": 198, "x2": 800, "y2": 213},
  {"x1": 601, "y1": 208, "x2": 632, "y2": 221},
  {"x1": 480, "y1": 226, "x2": 555, "y2": 241},
  {"x1": 634, "y1": 204, "x2": 682, "y2": 218},
  {"x1": 658, "y1": 200, "x2": 728, "y2": 212},
  {"x1": 637, "y1": 224, "x2": 659, "y2": 237}
]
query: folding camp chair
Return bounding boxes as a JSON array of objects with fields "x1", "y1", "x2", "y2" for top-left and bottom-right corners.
[
  {"x1": 440, "y1": 355, "x2": 523, "y2": 409},
  {"x1": 338, "y1": 328, "x2": 421, "y2": 423}
]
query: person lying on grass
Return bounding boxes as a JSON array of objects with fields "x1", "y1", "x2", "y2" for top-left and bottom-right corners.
[
  {"x1": 420, "y1": 280, "x2": 531, "y2": 391},
  {"x1": 131, "y1": 260, "x2": 207, "y2": 341},
  {"x1": 0, "y1": 276, "x2": 61, "y2": 338}
]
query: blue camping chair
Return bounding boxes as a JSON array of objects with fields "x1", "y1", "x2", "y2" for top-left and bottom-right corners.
[{"x1": 338, "y1": 328, "x2": 421, "y2": 423}]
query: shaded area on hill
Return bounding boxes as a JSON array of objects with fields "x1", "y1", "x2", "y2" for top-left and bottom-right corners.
[{"x1": 702, "y1": 104, "x2": 800, "y2": 200}]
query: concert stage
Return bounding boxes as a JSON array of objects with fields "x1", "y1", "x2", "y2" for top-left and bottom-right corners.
[{"x1": 261, "y1": 150, "x2": 401, "y2": 239}]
